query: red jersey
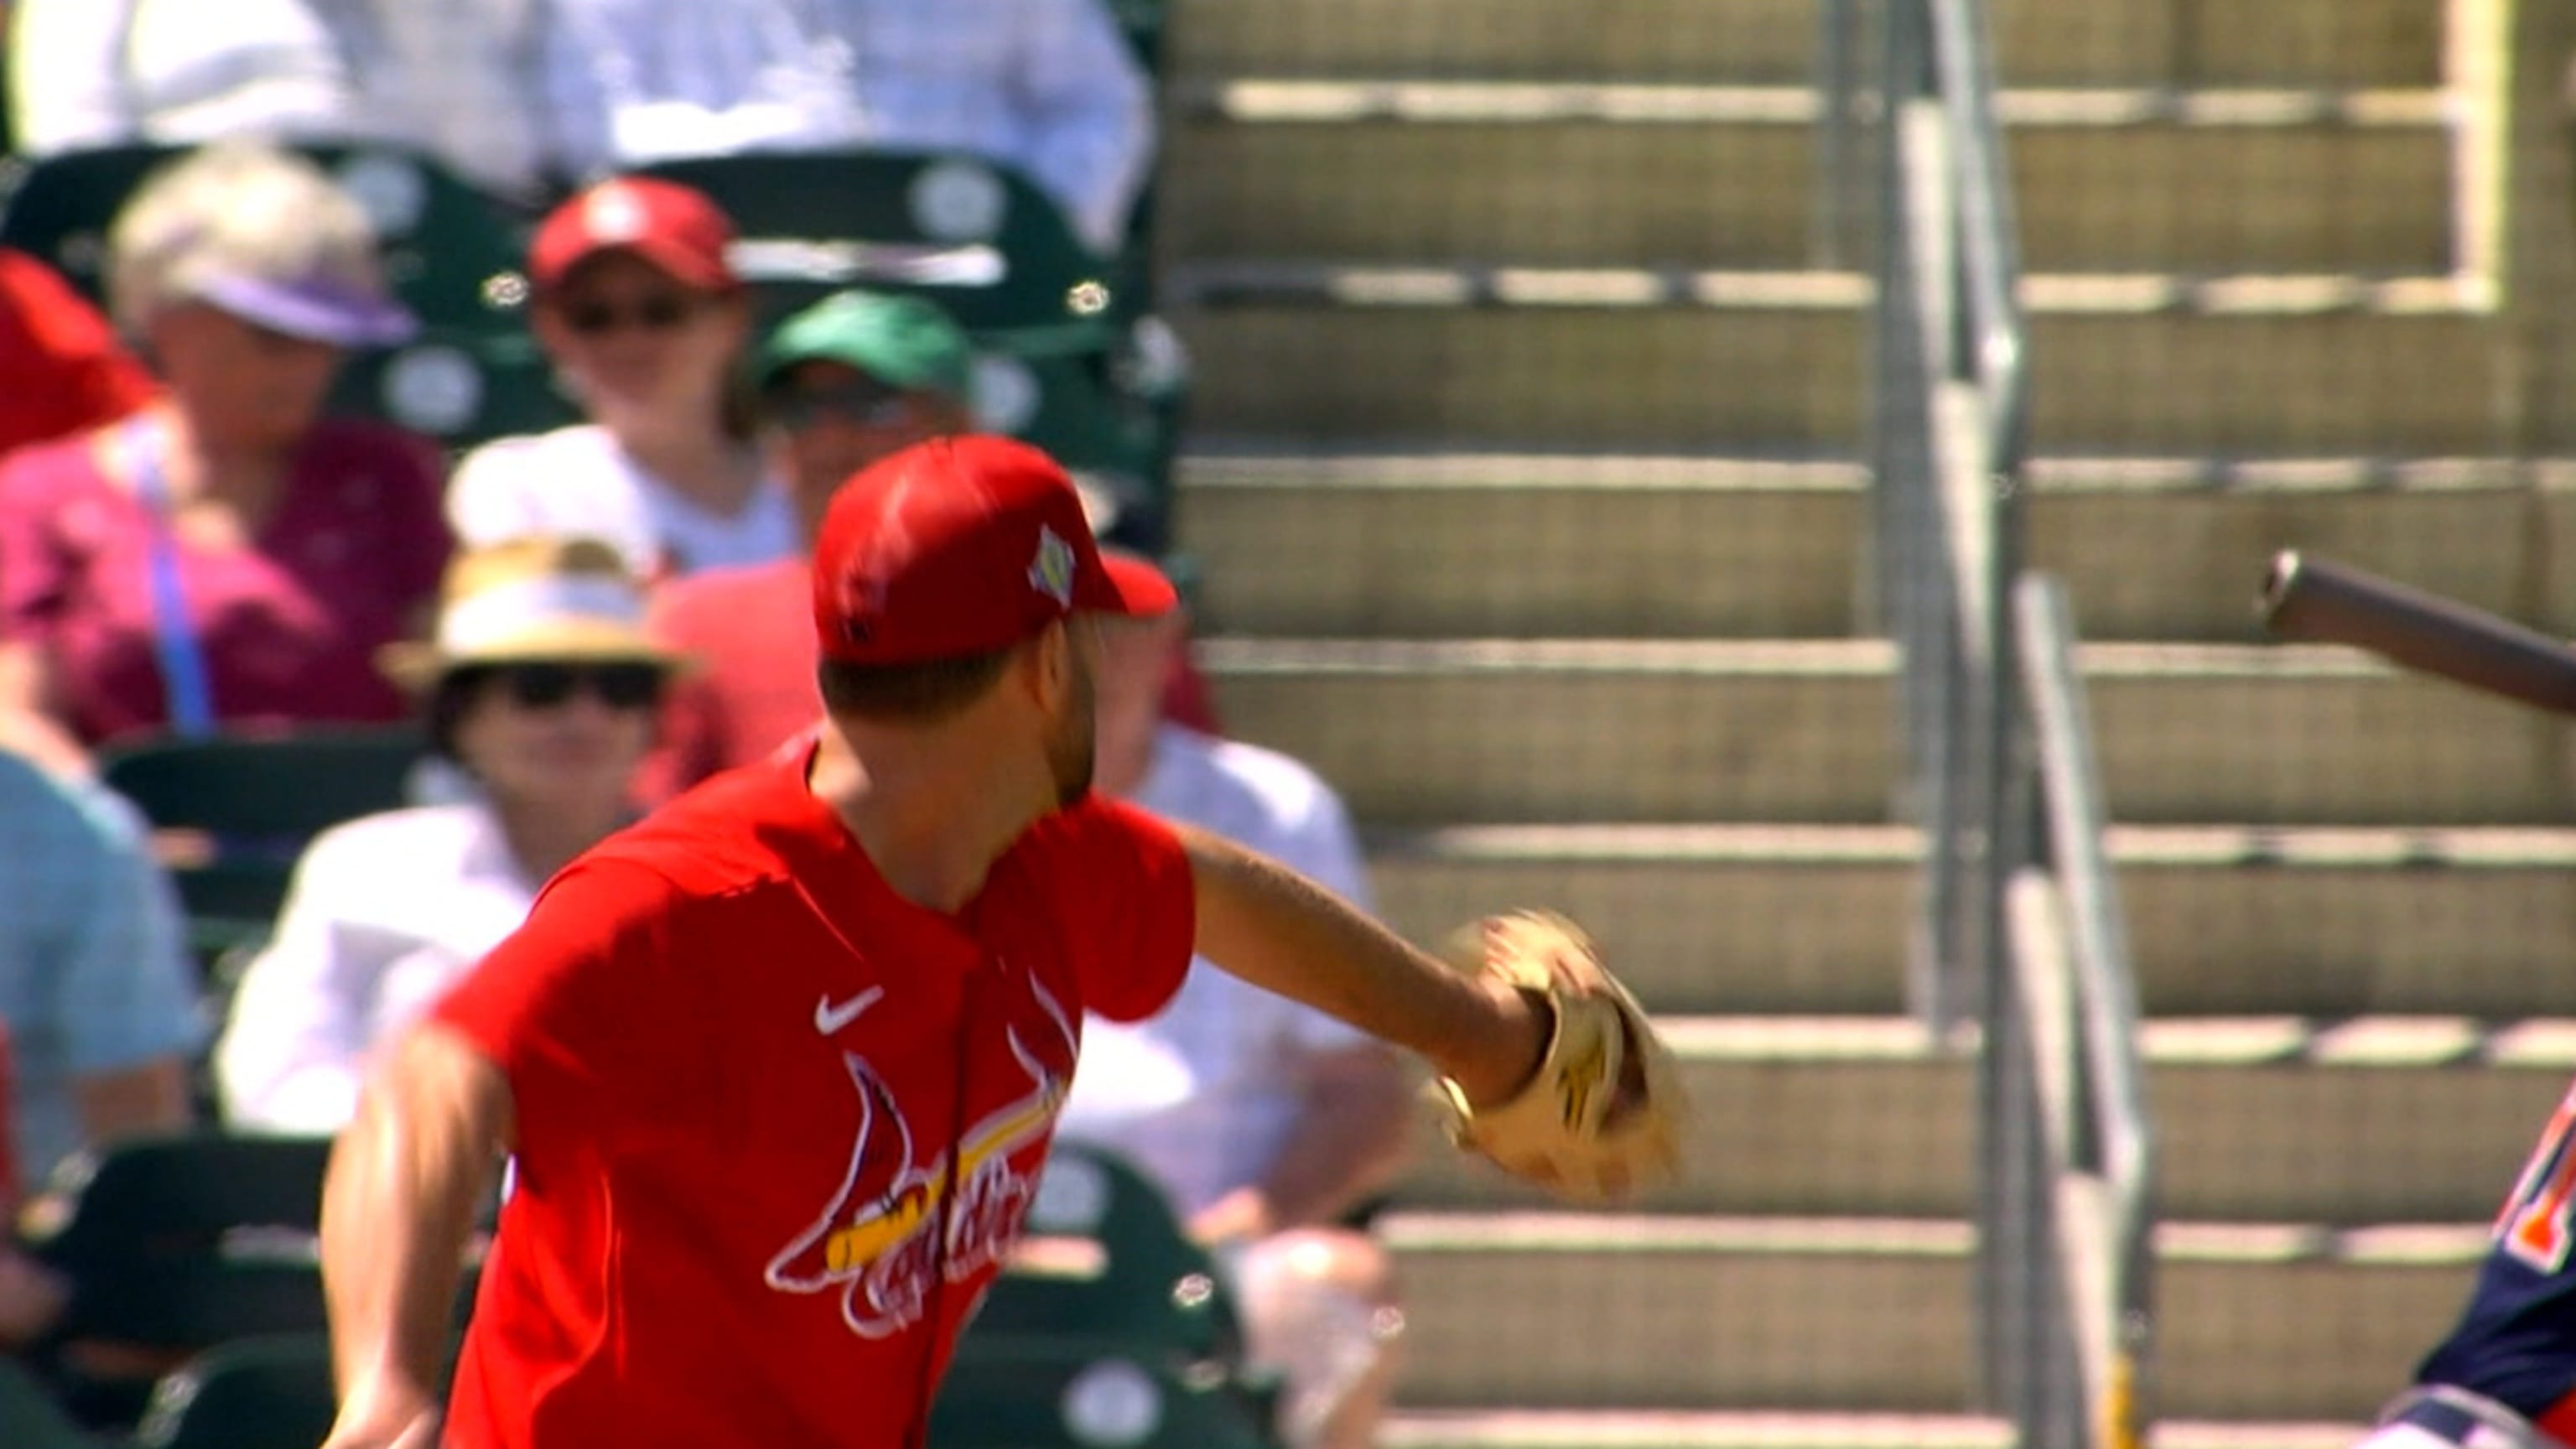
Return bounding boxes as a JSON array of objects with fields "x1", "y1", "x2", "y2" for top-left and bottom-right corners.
[{"x1": 428, "y1": 745, "x2": 1197, "y2": 1448}]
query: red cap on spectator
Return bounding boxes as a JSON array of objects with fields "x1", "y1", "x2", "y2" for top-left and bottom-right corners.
[
  {"x1": 812, "y1": 436, "x2": 1177, "y2": 664},
  {"x1": 530, "y1": 178, "x2": 737, "y2": 293}
]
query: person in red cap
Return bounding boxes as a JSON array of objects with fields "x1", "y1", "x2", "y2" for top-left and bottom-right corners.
[
  {"x1": 444, "y1": 176, "x2": 794, "y2": 584},
  {"x1": 314, "y1": 435, "x2": 1562, "y2": 1449}
]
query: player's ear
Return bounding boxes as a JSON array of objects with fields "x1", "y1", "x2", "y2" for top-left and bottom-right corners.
[{"x1": 1017, "y1": 620, "x2": 1075, "y2": 712}]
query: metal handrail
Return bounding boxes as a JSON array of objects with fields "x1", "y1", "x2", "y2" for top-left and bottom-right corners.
[
  {"x1": 1866, "y1": 2, "x2": 2153, "y2": 1443},
  {"x1": 2011, "y1": 575, "x2": 2156, "y2": 1449},
  {"x1": 1926, "y1": 0, "x2": 2029, "y2": 472}
]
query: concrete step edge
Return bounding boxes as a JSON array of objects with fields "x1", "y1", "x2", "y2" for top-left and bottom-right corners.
[
  {"x1": 1635, "y1": 1013, "x2": 2576, "y2": 1070},
  {"x1": 1177, "y1": 448, "x2": 2576, "y2": 495},
  {"x1": 1169, "y1": 264, "x2": 2493, "y2": 316},
  {"x1": 1382, "y1": 1408, "x2": 2364, "y2": 1449},
  {"x1": 1197, "y1": 636, "x2": 2407, "y2": 678},
  {"x1": 1362, "y1": 821, "x2": 2576, "y2": 870},
  {"x1": 1377, "y1": 1210, "x2": 2491, "y2": 1265},
  {"x1": 1182, "y1": 78, "x2": 2451, "y2": 129}
]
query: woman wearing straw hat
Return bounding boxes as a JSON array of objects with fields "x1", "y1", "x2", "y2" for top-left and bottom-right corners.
[{"x1": 215, "y1": 535, "x2": 686, "y2": 1133}]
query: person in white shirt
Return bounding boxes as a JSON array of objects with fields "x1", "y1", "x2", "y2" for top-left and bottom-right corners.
[
  {"x1": 444, "y1": 178, "x2": 797, "y2": 583},
  {"x1": 363, "y1": 0, "x2": 1155, "y2": 254},
  {"x1": 215, "y1": 535, "x2": 687, "y2": 1132},
  {"x1": 7, "y1": 0, "x2": 391, "y2": 159},
  {"x1": 1054, "y1": 566, "x2": 1416, "y2": 1449}
]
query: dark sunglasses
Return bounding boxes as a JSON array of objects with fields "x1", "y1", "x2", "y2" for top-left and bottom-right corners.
[
  {"x1": 559, "y1": 294, "x2": 697, "y2": 336},
  {"x1": 477, "y1": 662, "x2": 666, "y2": 711},
  {"x1": 766, "y1": 376, "x2": 913, "y2": 432}
]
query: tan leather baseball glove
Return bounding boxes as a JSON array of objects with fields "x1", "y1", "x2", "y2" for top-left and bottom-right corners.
[{"x1": 1433, "y1": 911, "x2": 1686, "y2": 1201}]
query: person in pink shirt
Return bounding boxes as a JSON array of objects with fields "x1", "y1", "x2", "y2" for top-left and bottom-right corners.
[{"x1": 0, "y1": 142, "x2": 450, "y2": 772}]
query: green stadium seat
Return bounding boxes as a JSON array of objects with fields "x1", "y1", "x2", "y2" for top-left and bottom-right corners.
[
  {"x1": 631, "y1": 148, "x2": 1119, "y2": 342},
  {"x1": 930, "y1": 1343, "x2": 1278, "y2": 1449},
  {"x1": 0, "y1": 142, "x2": 537, "y2": 334},
  {"x1": 98, "y1": 725, "x2": 427, "y2": 958},
  {"x1": 0, "y1": 1355, "x2": 102, "y2": 1449},
  {"x1": 20, "y1": 1133, "x2": 335, "y2": 1428},
  {"x1": 0, "y1": 143, "x2": 563, "y2": 450},
  {"x1": 129, "y1": 1325, "x2": 474, "y2": 1449},
  {"x1": 131, "y1": 1332, "x2": 337, "y2": 1449},
  {"x1": 626, "y1": 148, "x2": 1182, "y2": 549},
  {"x1": 327, "y1": 325, "x2": 580, "y2": 451},
  {"x1": 969, "y1": 1143, "x2": 1247, "y2": 1364}
]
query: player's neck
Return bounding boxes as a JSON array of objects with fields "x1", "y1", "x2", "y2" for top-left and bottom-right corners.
[{"x1": 808, "y1": 726, "x2": 1051, "y2": 915}]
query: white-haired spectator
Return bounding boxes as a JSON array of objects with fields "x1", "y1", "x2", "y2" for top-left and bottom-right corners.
[{"x1": 0, "y1": 141, "x2": 452, "y2": 772}]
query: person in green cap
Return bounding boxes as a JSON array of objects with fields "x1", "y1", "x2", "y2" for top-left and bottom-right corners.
[{"x1": 636, "y1": 289, "x2": 978, "y2": 801}]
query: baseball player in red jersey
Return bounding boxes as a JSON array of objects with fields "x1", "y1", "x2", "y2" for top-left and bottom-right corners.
[{"x1": 315, "y1": 436, "x2": 1592, "y2": 1449}]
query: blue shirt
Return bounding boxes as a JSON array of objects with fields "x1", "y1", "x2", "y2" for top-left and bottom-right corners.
[{"x1": 0, "y1": 751, "x2": 201, "y2": 1190}]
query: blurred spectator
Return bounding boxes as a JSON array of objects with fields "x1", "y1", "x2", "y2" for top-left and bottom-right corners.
[
  {"x1": 1055, "y1": 575, "x2": 1414, "y2": 1449},
  {"x1": 0, "y1": 1021, "x2": 72, "y2": 1352},
  {"x1": 0, "y1": 744, "x2": 199, "y2": 1196},
  {"x1": 638, "y1": 288, "x2": 974, "y2": 800},
  {"x1": 444, "y1": 178, "x2": 793, "y2": 583},
  {"x1": 368, "y1": 0, "x2": 1154, "y2": 252},
  {"x1": 7, "y1": 0, "x2": 388, "y2": 158},
  {"x1": 216, "y1": 536, "x2": 682, "y2": 1132},
  {"x1": 0, "y1": 249, "x2": 158, "y2": 463},
  {"x1": 0, "y1": 143, "x2": 450, "y2": 771}
]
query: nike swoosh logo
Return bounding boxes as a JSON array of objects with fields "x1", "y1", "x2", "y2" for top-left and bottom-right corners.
[{"x1": 813, "y1": 986, "x2": 886, "y2": 1036}]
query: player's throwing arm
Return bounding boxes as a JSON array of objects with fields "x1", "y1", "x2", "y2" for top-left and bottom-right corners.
[{"x1": 1178, "y1": 825, "x2": 1687, "y2": 1202}]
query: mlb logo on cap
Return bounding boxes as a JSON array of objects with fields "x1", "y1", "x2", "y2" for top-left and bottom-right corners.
[{"x1": 811, "y1": 437, "x2": 1175, "y2": 664}]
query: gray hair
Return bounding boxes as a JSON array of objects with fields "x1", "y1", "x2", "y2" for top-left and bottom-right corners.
[{"x1": 105, "y1": 141, "x2": 393, "y2": 337}]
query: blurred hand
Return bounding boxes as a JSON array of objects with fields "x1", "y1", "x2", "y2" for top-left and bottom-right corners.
[
  {"x1": 1187, "y1": 1187, "x2": 1274, "y2": 1248},
  {"x1": 0, "y1": 1248, "x2": 66, "y2": 1347},
  {"x1": 322, "y1": 1378, "x2": 443, "y2": 1449}
]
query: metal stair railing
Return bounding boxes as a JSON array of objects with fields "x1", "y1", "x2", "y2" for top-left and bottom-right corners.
[{"x1": 1863, "y1": 2, "x2": 2155, "y2": 1444}]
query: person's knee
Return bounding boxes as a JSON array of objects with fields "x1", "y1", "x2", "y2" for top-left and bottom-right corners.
[
  {"x1": 1230, "y1": 1228, "x2": 1402, "y2": 1342},
  {"x1": 1308, "y1": 1228, "x2": 1398, "y2": 1307}
]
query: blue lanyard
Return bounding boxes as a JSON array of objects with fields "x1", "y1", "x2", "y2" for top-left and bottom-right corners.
[{"x1": 120, "y1": 418, "x2": 216, "y2": 739}]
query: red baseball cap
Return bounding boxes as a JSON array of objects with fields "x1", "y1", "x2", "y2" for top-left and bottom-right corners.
[
  {"x1": 813, "y1": 436, "x2": 1177, "y2": 664},
  {"x1": 529, "y1": 178, "x2": 737, "y2": 293}
]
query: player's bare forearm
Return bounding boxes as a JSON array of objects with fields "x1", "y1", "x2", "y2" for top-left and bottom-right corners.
[
  {"x1": 320, "y1": 1026, "x2": 511, "y2": 1441},
  {"x1": 1180, "y1": 825, "x2": 1546, "y2": 1109}
]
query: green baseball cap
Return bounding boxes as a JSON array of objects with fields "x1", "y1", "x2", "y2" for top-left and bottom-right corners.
[{"x1": 757, "y1": 289, "x2": 974, "y2": 402}]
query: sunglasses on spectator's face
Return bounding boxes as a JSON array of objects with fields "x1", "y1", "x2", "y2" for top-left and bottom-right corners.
[
  {"x1": 558, "y1": 293, "x2": 698, "y2": 336},
  {"x1": 482, "y1": 662, "x2": 666, "y2": 711},
  {"x1": 767, "y1": 375, "x2": 913, "y2": 432}
]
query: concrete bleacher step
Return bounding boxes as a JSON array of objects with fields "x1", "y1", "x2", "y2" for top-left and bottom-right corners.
[
  {"x1": 1381, "y1": 1408, "x2": 2362, "y2": 1449},
  {"x1": 1387, "y1": 1014, "x2": 2573, "y2": 1223},
  {"x1": 1166, "y1": 0, "x2": 2440, "y2": 89},
  {"x1": 1362, "y1": 823, "x2": 2576, "y2": 1021},
  {"x1": 1166, "y1": 83, "x2": 2451, "y2": 273},
  {"x1": 1202, "y1": 638, "x2": 2576, "y2": 827},
  {"x1": 1170, "y1": 279, "x2": 2504, "y2": 454},
  {"x1": 1381, "y1": 1210, "x2": 2481, "y2": 1421},
  {"x1": 1176, "y1": 450, "x2": 2568, "y2": 643}
]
